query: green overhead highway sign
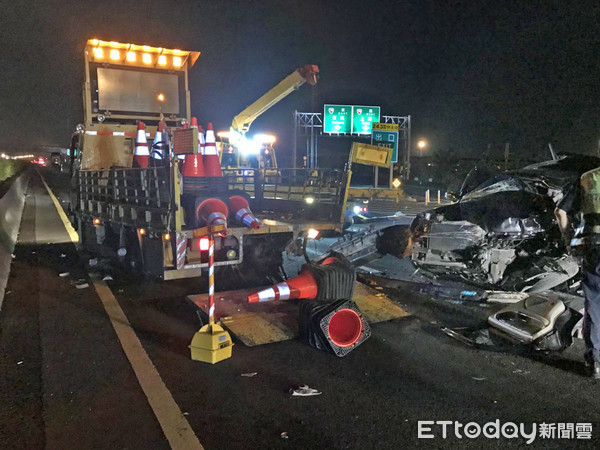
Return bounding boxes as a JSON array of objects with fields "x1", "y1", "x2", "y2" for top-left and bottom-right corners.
[
  {"x1": 323, "y1": 105, "x2": 351, "y2": 133},
  {"x1": 323, "y1": 104, "x2": 381, "y2": 135},
  {"x1": 352, "y1": 106, "x2": 380, "y2": 134}
]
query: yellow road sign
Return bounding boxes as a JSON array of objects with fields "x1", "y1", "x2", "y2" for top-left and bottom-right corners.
[{"x1": 350, "y1": 142, "x2": 393, "y2": 168}]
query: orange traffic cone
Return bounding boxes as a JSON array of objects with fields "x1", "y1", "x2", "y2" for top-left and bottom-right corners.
[
  {"x1": 182, "y1": 122, "x2": 204, "y2": 177},
  {"x1": 133, "y1": 121, "x2": 149, "y2": 168},
  {"x1": 229, "y1": 195, "x2": 260, "y2": 229},
  {"x1": 196, "y1": 198, "x2": 228, "y2": 233},
  {"x1": 203, "y1": 122, "x2": 222, "y2": 177},
  {"x1": 248, "y1": 270, "x2": 318, "y2": 303}
]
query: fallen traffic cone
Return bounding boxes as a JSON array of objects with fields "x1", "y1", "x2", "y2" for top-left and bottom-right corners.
[
  {"x1": 299, "y1": 299, "x2": 371, "y2": 357},
  {"x1": 248, "y1": 255, "x2": 355, "y2": 303},
  {"x1": 248, "y1": 270, "x2": 318, "y2": 303},
  {"x1": 133, "y1": 121, "x2": 149, "y2": 168},
  {"x1": 229, "y1": 195, "x2": 260, "y2": 229},
  {"x1": 203, "y1": 122, "x2": 222, "y2": 177},
  {"x1": 196, "y1": 198, "x2": 228, "y2": 233}
]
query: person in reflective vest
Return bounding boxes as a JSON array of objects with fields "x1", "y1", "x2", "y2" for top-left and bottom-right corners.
[{"x1": 556, "y1": 167, "x2": 600, "y2": 378}]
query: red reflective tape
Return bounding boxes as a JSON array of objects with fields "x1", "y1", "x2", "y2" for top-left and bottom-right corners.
[{"x1": 273, "y1": 285, "x2": 280, "y2": 301}]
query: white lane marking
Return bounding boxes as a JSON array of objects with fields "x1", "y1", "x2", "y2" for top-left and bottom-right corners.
[{"x1": 41, "y1": 175, "x2": 204, "y2": 450}]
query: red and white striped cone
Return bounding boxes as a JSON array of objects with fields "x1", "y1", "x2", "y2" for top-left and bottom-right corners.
[
  {"x1": 196, "y1": 198, "x2": 228, "y2": 235},
  {"x1": 248, "y1": 270, "x2": 318, "y2": 303},
  {"x1": 203, "y1": 122, "x2": 222, "y2": 177},
  {"x1": 229, "y1": 195, "x2": 260, "y2": 229},
  {"x1": 133, "y1": 121, "x2": 149, "y2": 168},
  {"x1": 183, "y1": 123, "x2": 204, "y2": 177}
]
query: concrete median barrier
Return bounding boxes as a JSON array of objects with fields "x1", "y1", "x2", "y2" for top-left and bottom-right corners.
[{"x1": 0, "y1": 170, "x2": 30, "y2": 309}]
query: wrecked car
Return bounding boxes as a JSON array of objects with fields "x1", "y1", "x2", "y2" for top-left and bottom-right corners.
[{"x1": 386, "y1": 155, "x2": 600, "y2": 292}]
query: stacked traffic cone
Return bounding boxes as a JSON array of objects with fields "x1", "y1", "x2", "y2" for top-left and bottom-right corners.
[
  {"x1": 248, "y1": 270, "x2": 318, "y2": 303},
  {"x1": 203, "y1": 122, "x2": 222, "y2": 177},
  {"x1": 196, "y1": 198, "x2": 228, "y2": 234},
  {"x1": 133, "y1": 121, "x2": 149, "y2": 168},
  {"x1": 152, "y1": 120, "x2": 165, "y2": 161},
  {"x1": 229, "y1": 195, "x2": 260, "y2": 229}
]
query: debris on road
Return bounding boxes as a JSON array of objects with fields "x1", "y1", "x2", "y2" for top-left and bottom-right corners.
[
  {"x1": 75, "y1": 282, "x2": 89, "y2": 289},
  {"x1": 11, "y1": 254, "x2": 15, "y2": 259},
  {"x1": 89, "y1": 258, "x2": 98, "y2": 266},
  {"x1": 290, "y1": 385, "x2": 322, "y2": 396},
  {"x1": 102, "y1": 275, "x2": 113, "y2": 281},
  {"x1": 59, "y1": 272, "x2": 70, "y2": 277},
  {"x1": 441, "y1": 327, "x2": 475, "y2": 347},
  {"x1": 60, "y1": 254, "x2": 66, "y2": 258},
  {"x1": 17, "y1": 361, "x2": 23, "y2": 365},
  {"x1": 471, "y1": 376, "x2": 486, "y2": 381},
  {"x1": 280, "y1": 432, "x2": 289, "y2": 439},
  {"x1": 241, "y1": 372, "x2": 258, "y2": 377}
]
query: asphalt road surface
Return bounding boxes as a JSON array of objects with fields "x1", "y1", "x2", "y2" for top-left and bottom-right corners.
[{"x1": 1, "y1": 166, "x2": 599, "y2": 449}]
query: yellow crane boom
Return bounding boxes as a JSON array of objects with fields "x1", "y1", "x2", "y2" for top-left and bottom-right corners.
[{"x1": 230, "y1": 65, "x2": 319, "y2": 134}]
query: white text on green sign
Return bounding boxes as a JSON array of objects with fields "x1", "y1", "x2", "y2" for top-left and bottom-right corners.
[
  {"x1": 323, "y1": 105, "x2": 352, "y2": 133},
  {"x1": 352, "y1": 106, "x2": 380, "y2": 134}
]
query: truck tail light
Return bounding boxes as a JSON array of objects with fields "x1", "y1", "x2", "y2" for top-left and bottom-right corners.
[{"x1": 198, "y1": 237, "x2": 210, "y2": 251}]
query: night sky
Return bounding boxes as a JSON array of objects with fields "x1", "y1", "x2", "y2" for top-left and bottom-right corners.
[{"x1": 1, "y1": 0, "x2": 599, "y2": 164}]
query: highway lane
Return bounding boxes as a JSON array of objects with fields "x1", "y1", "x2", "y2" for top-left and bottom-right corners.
[{"x1": 1, "y1": 166, "x2": 599, "y2": 449}]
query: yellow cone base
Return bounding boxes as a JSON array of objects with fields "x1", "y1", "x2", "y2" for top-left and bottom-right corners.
[{"x1": 189, "y1": 323, "x2": 233, "y2": 364}]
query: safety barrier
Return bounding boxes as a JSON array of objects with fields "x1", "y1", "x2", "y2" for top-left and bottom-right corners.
[{"x1": 0, "y1": 171, "x2": 30, "y2": 309}]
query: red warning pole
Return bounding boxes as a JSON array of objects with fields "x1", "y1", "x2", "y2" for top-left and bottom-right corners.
[{"x1": 208, "y1": 234, "x2": 215, "y2": 325}]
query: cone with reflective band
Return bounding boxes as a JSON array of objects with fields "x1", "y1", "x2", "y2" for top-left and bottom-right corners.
[
  {"x1": 133, "y1": 121, "x2": 149, "y2": 168},
  {"x1": 248, "y1": 270, "x2": 318, "y2": 303},
  {"x1": 229, "y1": 195, "x2": 260, "y2": 229},
  {"x1": 152, "y1": 120, "x2": 165, "y2": 160},
  {"x1": 203, "y1": 122, "x2": 222, "y2": 177},
  {"x1": 196, "y1": 198, "x2": 228, "y2": 233},
  {"x1": 190, "y1": 117, "x2": 198, "y2": 128}
]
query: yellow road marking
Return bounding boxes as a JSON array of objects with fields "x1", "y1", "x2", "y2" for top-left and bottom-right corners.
[{"x1": 41, "y1": 174, "x2": 204, "y2": 450}]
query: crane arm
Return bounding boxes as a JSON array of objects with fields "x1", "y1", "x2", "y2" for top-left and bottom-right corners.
[{"x1": 231, "y1": 65, "x2": 319, "y2": 134}]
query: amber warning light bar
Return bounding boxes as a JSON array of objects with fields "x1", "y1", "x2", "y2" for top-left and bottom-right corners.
[{"x1": 86, "y1": 39, "x2": 200, "y2": 70}]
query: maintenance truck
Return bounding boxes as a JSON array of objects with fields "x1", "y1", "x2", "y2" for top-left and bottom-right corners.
[{"x1": 67, "y1": 40, "x2": 389, "y2": 283}]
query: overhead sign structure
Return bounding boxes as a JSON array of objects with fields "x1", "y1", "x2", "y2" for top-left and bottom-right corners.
[
  {"x1": 323, "y1": 104, "x2": 380, "y2": 134},
  {"x1": 371, "y1": 122, "x2": 399, "y2": 163},
  {"x1": 350, "y1": 142, "x2": 393, "y2": 168}
]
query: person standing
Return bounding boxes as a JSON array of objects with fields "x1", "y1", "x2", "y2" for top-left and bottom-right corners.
[{"x1": 556, "y1": 168, "x2": 600, "y2": 378}]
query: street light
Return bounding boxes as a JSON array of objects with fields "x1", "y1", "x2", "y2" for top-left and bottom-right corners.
[{"x1": 417, "y1": 139, "x2": 427, "y2": 156}]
